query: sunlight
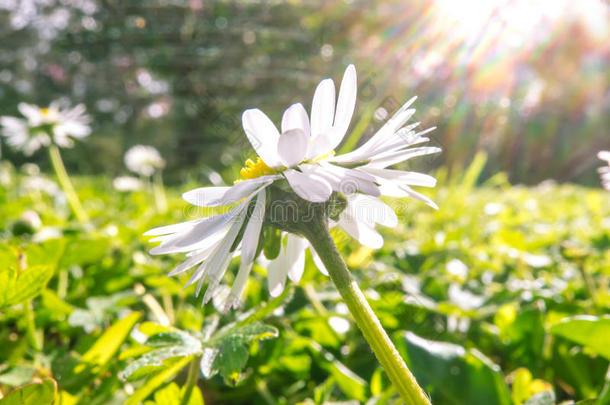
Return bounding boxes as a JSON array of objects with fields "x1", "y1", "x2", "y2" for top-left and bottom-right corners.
[{"x1": 433, "y1": 0, "x2": 607, "y2": 48}]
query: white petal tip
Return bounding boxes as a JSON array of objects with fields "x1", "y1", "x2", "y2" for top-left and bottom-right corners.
[{"x1": 269, "y1": 284, "x2": 284, "y2": 298}]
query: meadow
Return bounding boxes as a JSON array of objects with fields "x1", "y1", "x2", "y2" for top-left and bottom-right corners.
[
  {"x1": 1, "y1": 154, "x2": 608, "y2": 405},
  {"x1": 1, "y1": 1, "x2": 609, "y2": 404}
]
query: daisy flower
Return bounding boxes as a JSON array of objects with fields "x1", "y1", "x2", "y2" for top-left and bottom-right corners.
[
  {"x1": 146, "y1": 64, "x2": 440, "y2": 310},
  {"x1": 598, "y1": 150, "x2": 610, "y2": 191},
  {"x1": 125, "y1": 145, "x2": 166, "y2": 177},
  {"x1": 113, "y1": 176, "x2": 144, "y2": 192},
  {"x1": 0, "y1": 100, "x2": 91, "y2": 155}
]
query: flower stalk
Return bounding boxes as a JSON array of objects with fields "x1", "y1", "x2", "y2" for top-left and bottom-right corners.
[
  {"x1": 302, "y1": 217, "x2": 431, "y2": 405},
  {"x1": 152, "y1": 171, "x2": 167, "y2": 213},
  {"x1": 265, "y1": 188, "x2": 430, "y2": 405},
  {"x1": 180, "y1": 355, "x2": 203, "y2": 405},
  {"x1": 48, "y1": 144, "x2": 88, "y2": 223}
]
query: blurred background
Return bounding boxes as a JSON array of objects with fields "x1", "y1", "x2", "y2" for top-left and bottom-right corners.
[{"x1": 0, "y1": 0, "x2": 608, "y2": 185}]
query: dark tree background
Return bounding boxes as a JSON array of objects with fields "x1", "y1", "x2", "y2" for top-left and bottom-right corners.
[{"x1": 1, "y1": 0, "x2": 608, "y2": 185}]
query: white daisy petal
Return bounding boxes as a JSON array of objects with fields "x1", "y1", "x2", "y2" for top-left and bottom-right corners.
[
  {"x1": 305, "y1": 132, "x2": 335, "y2": 161},
  {"x1": 347, "y1": 194, "x2": 398, "y2": 228},
  {"x1": 310, "y1": 78, "x2": 336, "y2": 140},
  {"x1": 337, "y1": 209, "x2": 384, "y2": 249},
  {"x1": 18, "y1": 103, "x2": 42, "y2": 124},
  {"x1": 201, "y1": 207, "x2": 248, "y2": 302},
  {"x1": 360, "y1": 167, "x2": 437, "y2": 188},
  {"x1": 266, "y1": 234, "x2": 307, "y2": 296},
  {"x1": 284, "y1": 169, "x2": 333, "y2": 203},
  {"x1": 168, "y1": 247, "x2": 213, "y2": 276},
  {"x1": 144, "y1": 218, "x2": 203, "y2": 236},
  {"x1": 150, "y1": 226, "x2": 228, "y2": 255},
  {"x1": 281, "y1": 103, "x2": 310, "y2": 136},
  {"x1": 242, "y1": 108, "x2": 282, "y2": 168},
  {"x1": 399, "y1": 186, "x2": 439, "y2": 210},
  {"x1": 310, "y1": 248, "x2": 329, "y2": 276},
  {"x1": 149, "y1": 200, "x2": 248, "y2": 254},
  {"x1": 286, "y1": 234, "x2": 308, "y2": 282},
  {"x1": 320, "y1": 164, "x2": 380, "y2": 196},
  {"x1": 366, "y1": 146, "x2": 442, "y2": 169},
  {"x1": 329, "y1": 64, "x2": 357, "y2": 150},
  {"x1": 267, "y1": 244, "x2": 289, "y2": 298},
  {"x1": 224, "y1": 260, "x2": 254, "y2": 312},
  {"x1": 240, "y1": 191, "x2": 266, "y2": 264},
  {"x1": 182, "y1": 176, "x2": 277, "y2": 207},
  {"x1": 277, "y1": 128, "x2": 309, "y2": 168}
]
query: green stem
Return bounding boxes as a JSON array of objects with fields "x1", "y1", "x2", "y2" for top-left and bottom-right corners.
[
  {"x1": 57, "y1": 268, "x2": 68, "y2": 300},
  {"x1": 48, "y1": 145, "x2": 88, "y2": 223},
  {"x1": 598, "y1": 365, "x2": 610, "y2": 405},
  {"x1": 577, "y1": 259, "x2": 598, "y2": 310},
  {"x1": 152, "y1": 171, "x2": 167, "y2": 213},
  {"x1": 180, "y1": 355, "x2": 202, "y2": 405},
  {"x1": 24, "y1": 300, "x2": 42, "y2": 351},
  {"x1": 303, "y1": 219, "x2": 431, "y2": 405}
]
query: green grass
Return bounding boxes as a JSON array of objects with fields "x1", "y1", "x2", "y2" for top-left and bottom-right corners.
[{"x1": 0, "y1": 161, "x2": 609, "y2": 405}]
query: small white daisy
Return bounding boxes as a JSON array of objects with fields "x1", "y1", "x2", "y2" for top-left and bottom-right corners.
[
  {"x1": 0, "y1": 100, "x2": 91, "y2": 155},
  {"x1": 124, "y1": 145, "x2": 166, "y2": 177},
  {"x1": 113, "y1": 176, "x2": 144, "y2": 192},
  {"x1": 598, "y1": 150, "x2": 610, "y2": 191},
  {"x1": 146, "y1": 64, "x2": 440, "y2": 310}
]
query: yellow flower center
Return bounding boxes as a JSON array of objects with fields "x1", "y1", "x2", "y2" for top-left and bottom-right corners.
[
  {"x1": 41, "y1": 108, "x2": 50, "y2": 116},
  {"x1": 237, "y1": 158, "x2": 277, "y2": 182},
  {"x1": 235, "y1": 151, "x2": 335, "y2": 183}
]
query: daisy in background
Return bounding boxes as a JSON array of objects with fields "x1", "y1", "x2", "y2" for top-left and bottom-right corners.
[
  {"x1": 125, "y1": 145, "x2": 166, "y2": 177},
  {"x1": 598, "y1": 150, "x2": 610, "y2": 191},
  {"x1": 1, "y1": 100, "x2": 91, "y2": 156},
  {"x1": 124, "y1": 145, "x2": 167, "y2": 211},
  {"x1": 146, "y1": 64, "x2": 440, "y2": 310},
  {"x1": 113, "y1": 176, "x2": 143, "y2": 192},
  {"x1": 0, "y1": 99, "x2": 91, "y2": 222}
]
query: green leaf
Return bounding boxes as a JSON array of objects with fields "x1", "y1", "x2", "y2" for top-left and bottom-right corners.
[
  {"x1": 149, "y1": 382, "x2": 204, "y2": 405},
  {"x1": 40, "y1": 289, "x2": 74, "y2": 316},
  {"x1": 124, "y1": 346, "x2": 201, "y2": 381},
  {"x1": 306, "y1": 339, "x2": 368, "y2": 402},
  {"x1": 75, "y1": 312, "x2": 141, "y2": 374},
  {"x1": 0, "y1": 366, "x2": 37, "y2": 387},
  {"x1": 146, "y1": 330, "x2": 200, "y2": 349},
  {"x1": 125, "y1": 356, "x2": 192, "y2": 405},
  {"x1": 0, "y1": 265, "x2": 53, "y2": 308},
  {"x1": 200, "y1": 322, "x2": 278, "y2": 385},
  {"x1": 549, "y1": 316, "x2": 610, "y2": 360},
  {"x1": 0, "y1": 244, "x2": 18, "y2": 270},
  {"x1": 25, "y1": 239, "x2": 66, "y2": 269},
  {"x1": 124, "y1": 327, "x2": 203, "y2": 381},
  {"x1": 151, "y1": 382, "x2": 181, "y2": 405},
  {"x1": 402, "y1": 332, "x2": 512, "y2": 405},
  {"x1": 216, "y1": 338, "x2": 248, "y2": 384},
  {"x1": 58, "y1": 237, "x2": 109, "y2": 268},
  {"x1": 0, "y1": 378, "x2": 57, "y2": 405}
]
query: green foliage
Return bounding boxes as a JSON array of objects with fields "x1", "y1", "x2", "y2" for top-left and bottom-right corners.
[
  {"x1": 0, "y1": 266, "x2": 54, "y2": 309},
  {"x1": 125, "y1": 319, "x2": 278, "y2": 387},
  {"x1": 401, "y1": 332, "x2": 512, "y2": 405},
  {"x1": 0, "y1": 168, "x2": 608, "y2": 404},
  {"x1": 550, "y1": 316, "x2": 610, "y2": 360},
  {"x1": 0, "y1": 378, "x2": 56, "y2": 405}
]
